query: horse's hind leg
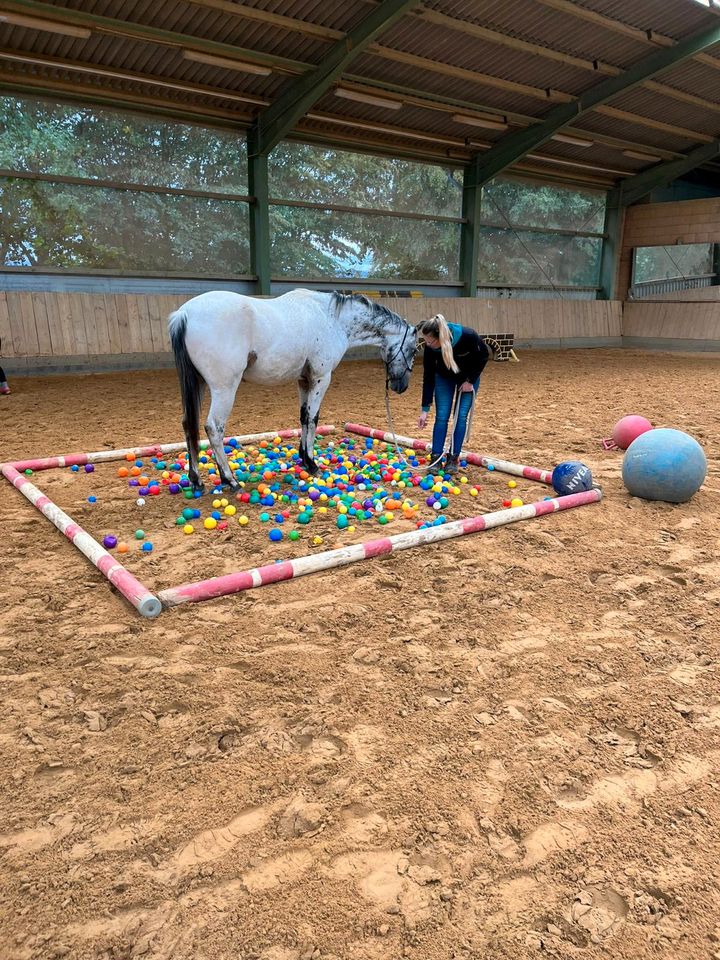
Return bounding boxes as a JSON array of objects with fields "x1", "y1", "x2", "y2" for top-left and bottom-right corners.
[{"x1": 205, "y1": 381, "x2": 241, "y2": 490}]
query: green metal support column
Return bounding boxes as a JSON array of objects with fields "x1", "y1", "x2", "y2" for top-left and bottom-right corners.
[
  {"x1": 248, "y1": 149, "x2": 271, "y2": 296},
  {"x1": 459, "y1": 155, "x2": 482, "y2": 297},
  {"x1": 598, "y1": 187, "x2": 623, "y2": 300}
]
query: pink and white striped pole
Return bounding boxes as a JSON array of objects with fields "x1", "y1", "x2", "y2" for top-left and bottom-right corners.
[
  {"x1": 344, "y1": 422, "x2": 553, "y2": 484},
  {"x1": 1, "y1": 463, "x2": 162, "y2": 618},
  {"x1": 8, "y1": 426, "x2": 336, "y2": 474},
  {"x1": 159, "y1": 488, "x2": 602, "y2": 609}
]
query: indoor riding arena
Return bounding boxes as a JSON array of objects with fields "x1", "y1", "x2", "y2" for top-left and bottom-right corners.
[{"x1": 1, "y1": 2, "x2": 720, "y2": 959}]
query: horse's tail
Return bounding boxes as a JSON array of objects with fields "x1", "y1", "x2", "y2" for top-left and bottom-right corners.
[{"x1": 168, "y1": 308, "x2": 203, "y2": 453}]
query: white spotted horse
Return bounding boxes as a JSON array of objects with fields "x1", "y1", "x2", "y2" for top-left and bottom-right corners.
[{"x1": 169, "y1": 289, "x2": 418, "y2": 492}]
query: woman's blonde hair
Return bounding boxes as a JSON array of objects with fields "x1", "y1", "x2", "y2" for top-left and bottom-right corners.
[{"x1": 417, "y1": 314, "x2": 459, "y2": 373}]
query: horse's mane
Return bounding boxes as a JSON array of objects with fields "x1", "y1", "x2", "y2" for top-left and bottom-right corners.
[{"x1": 330, "y1": 291, "x2": 405, "y2": 331}]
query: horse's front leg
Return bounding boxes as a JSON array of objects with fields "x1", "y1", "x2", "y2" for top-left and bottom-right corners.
[
  {"x1": 299, "y1": 372, "x2": 331, "y2": 474},
  {"x1": 205, "y1": 382, "x2": 241, "y2": 490}
]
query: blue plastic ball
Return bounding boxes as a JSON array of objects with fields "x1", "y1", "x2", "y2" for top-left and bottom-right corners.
[
  {"x1": 269, "y1": 528, "x2": 283, "y2": 541},
  {"x1": 71, "y1": 464, "x2": 80, "y2": 472},
  {"x1": 551, "y1": 460, "x2": 594, "y2": 496},
  {"x1": 141, "y1": 541, "x2": 153, "y2": 552},
  {"x1": 87, "y1": 495, "x2": 97, "y2": 503},
  {"x1": 622, "y1": 428, "x2": 707, "y2": 503}
]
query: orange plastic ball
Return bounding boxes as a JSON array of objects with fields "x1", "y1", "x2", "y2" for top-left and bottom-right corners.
[
  {"x1": 130, "y1": 466, "x2": 141, "y2": 477},
  {"x1": 117, "y1": 466, "x2": 129, "y2": 478},
  {"x1": 117, "y1": 542, "x2": 129, "y2": 553}
]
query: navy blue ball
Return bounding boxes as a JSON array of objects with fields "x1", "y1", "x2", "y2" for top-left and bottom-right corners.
[{"x1": 551, "y1": 460, "x2": 594, "y2": 496}]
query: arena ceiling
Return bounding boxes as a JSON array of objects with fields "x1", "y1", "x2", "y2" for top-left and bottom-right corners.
[{"x1": 1, "y1": 0, "x2": 720, "y2": 194}]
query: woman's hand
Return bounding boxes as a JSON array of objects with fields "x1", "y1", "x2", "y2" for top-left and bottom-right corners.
[
  {"x1": 460, "y1": 381, "x2": 475, "y2": 393},
  {"x1": 417, "y1": 411, "x2": 429, "y2": 429}
]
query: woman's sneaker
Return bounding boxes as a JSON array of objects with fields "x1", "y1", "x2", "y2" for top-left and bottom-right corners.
[{"x1": 0, "y1": 383, "x2": 10, "y2": 395}]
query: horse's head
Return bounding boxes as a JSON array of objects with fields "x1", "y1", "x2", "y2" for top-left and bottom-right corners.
[{"x1": 382, "y1": 317, "x2": 417, "y2": 394}]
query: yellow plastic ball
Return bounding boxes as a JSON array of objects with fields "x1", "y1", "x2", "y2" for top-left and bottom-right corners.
[
  {"x1": 338, "y1": 504, "x2": 348, "y2": 514},
  {"x1": 319, "y1": 493, "x2": 328, "y2": 502},
  {"x1": 238, "y1": 515, "x2": 249, "y2": 526},
  {"x1": 212, "y1": 498, "x2": 222, "y2": 509},
  {"x1": 224, "y1": 505, "x2": 236, "y2": 516},
  {"x1": 221, "y1": 498, "x2": 228, "y2": 507},
  {"x1": 508, "y1": 480, "x2": 517, "y2": 489},
  {"x1": 470, "y1": 488, "x2": 478, "y2": 497},
  {"x1": 432, "y1": 483, "x2": 442, "y2": 493},
  {"x1": 452, "y1": 486, "x2": 461, "y2": 495},
  {"x1": 460, "y1": 476, "x2": 468, "y2": 484},
  {"x1": 510, "y1": 497, "x2": 524, "y2": 508},
  {"x1": 183, "y1": 523, "x2": 194, "y2": 535},
  {"x1": 348, "y1": 525, "x2": 356, "y2": 533},
  {"x1": 204, "y1": 517, "x2": 218, "y2": 530},
  {"x1": 385, "y1": 511, "x2": 394, "y2": 521}
]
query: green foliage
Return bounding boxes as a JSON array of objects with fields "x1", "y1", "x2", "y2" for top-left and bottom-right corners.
[{"x1": 0, "y1": 96, "x2": 607, "y2": 285}]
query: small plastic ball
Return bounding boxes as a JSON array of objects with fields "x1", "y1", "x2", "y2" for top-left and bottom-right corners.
[
  {"x1": 134, "y1": 529, "x2": 145, "y2": 539},
  {"x1": 71, "y1": 465, "x2": 80, "y2": 472},
  {"x1": 238, "y1": 515, "x2": 249, "y2": 526},
  {"x1": 259, "y1": 512, "x2": 270, "y2": 522},
  {"x1": 118, "y1": 542, "x2": 129, "y2": 553},
  {"x1": 192, "y1": 509, "x2": 201, "y2": 519},
  {"x1": 470, "y1": 488, "x2": 478, "y2": 497},
  {"x1": 460, "y1": 476, "x2": 468, "y2": 484},
  {"x1": 224, "y1": 505, "x2": 236, "y2": 516},
  {"x1": 183, "y1": 524, "x2": 194, "y2": 535},
  {"x1": 269, "y1": 528, "x2": 283, "y2": 542},
  {"x1": 212, "y1": 499, "x2": 222, "y2": 508},
  {"x1": 182, "y1": 507, "x2": 194, "y2": 520},
  {"x1": 103, "y1": 535, "x2": 117, "y2": 549},
  {"x1": 487, "y1": 464, "x2": 495, "y2": 471},
  {"x1": 612, "y1": 414, "x2": 653, "y2": 450},
  {"x1": 141, "y1": 542, "x2": 153, "y2": 553},
  {"x1": 204, "y1": 517, "x2": 217, "y2": 530},
  {"x1": 289, "y1": 530, "x2": 300, "y2": 541},
  {"x1": 136, "y1": 498, "x2": 146, "y2": 507},
  {"x1": 337, "y1": 514, "x2": 348, "y2": 529},
  {"x1": 118, "y1": 467, "x2": 129, "y2": 478},
  {"x1": 87, "y1": 495, "x2": 97, "y2": 504},
  {"x1": 84, "y1": 464, "x2": 95, "y2": 473},
  {"x1": 432, "y1": 501, "x2": 442, "y2": 511},
  {"x1": 508, "y1": 480, "x2": 517, "y2": 489},
  {"x1": 510, "y1": 497, "x2": 524, "y2": 508}
]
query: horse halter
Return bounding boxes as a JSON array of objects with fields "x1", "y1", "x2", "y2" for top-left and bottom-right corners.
[{"x1": 384, "y1": 322, "x2": 415, "y2": 382}]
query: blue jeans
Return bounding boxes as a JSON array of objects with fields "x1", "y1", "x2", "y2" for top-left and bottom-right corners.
[{"x1": 432, "y1": 374, "x2": 480, "y2": 457}]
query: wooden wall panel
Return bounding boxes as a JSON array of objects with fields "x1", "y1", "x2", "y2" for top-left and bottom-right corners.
[
  {"x1": 0, "y1": 291, "x2": 623, "y2": 360},
  {"x1": 623, "y1": 301, "x2": 720, "y2": 341}
]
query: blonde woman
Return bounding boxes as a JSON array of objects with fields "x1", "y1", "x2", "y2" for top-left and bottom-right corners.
[{"x1": 416, "y1": 315, "x2": 490, "y2": 474}]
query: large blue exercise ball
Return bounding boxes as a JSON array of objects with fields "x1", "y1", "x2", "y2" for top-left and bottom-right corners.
[
  {"x1": 622, "y1": 428, "x2": 707, "y2": 503},
  {"x1": 551, "y1": 460, "x2": 594, "y2": 496}
]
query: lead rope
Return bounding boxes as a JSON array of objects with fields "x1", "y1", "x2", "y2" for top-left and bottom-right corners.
[{"x1": 383, "y1": 382, "x2": 476, "y2": 474}]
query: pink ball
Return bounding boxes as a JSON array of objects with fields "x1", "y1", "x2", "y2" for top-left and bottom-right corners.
[{"x1": 612, "y1": 415, "x2": 653, "y2": 450}]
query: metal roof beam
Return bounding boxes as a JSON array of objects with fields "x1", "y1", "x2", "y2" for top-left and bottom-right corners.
[
  {"x1": 247, "y1": 0, "x2": 422, "y2": 157},
  {"x1": 466, "y1": 20, "x2": 720, "y2": 189},
  {"x1": 619, "y1": 139, "x2": 720, "y2": 206}
]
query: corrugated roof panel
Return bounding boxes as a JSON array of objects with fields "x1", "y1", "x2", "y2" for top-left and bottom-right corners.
[
  {"x1": 609, "y1": 86, "x2": 720, "y2": 138},
  {"x1": 421, "y1": 0, "x2": 653, "y2": 66},
  {"x1": 583, "y1": 0, "x2": 719, "y2": 38},
  {"x1": 577, "y1": 111, "x2": 699, "y2": 151},
  {"x1": 352, "y1": 51, "x2": 559, "y2": 118},
  {"x1": 379, "y1": 17, "x2": 606, "y2": 97}
]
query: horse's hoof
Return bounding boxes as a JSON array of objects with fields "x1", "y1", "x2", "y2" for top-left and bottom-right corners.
[{"x1": 305, "y1": 460, "x2": 319, "y2": 476}]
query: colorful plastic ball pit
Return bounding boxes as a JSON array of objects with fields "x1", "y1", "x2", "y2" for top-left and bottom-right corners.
[{"x1": 622, "y1": 428, "x2": 707, "y2": 503}]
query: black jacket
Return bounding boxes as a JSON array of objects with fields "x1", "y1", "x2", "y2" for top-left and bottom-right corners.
[{"x1": 421, "y1": 326, "x2": 489, "y2": 409}]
